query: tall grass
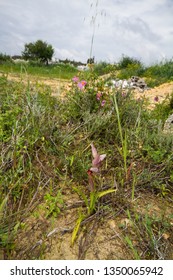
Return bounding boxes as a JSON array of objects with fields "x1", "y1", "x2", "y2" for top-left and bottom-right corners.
[
  {"x1": 112, "y1": 94, "x2": 128, "y2": 175},
  {"x1": 0, "y1": 76, "x2": 67, "y2": 255}
]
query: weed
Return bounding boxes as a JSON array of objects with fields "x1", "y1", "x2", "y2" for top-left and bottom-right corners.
[
  {"x1": 112, "y1": 94, "x2": 128, "y2": 175},
  {"x1": 44, "y1": 190, "x2": 63, "y2": 218},
  {"x1": 125, "y1": 235, "x2": 140, "y2": 260}
]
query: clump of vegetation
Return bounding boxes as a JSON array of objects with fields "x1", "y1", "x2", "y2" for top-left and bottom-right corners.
[
  {"x1": 0, "y1": 76, "x2": 66, "y2": 256},
  {"x1": 118, "y1": 55, "x2": 143, "y2": 70},
  {"x1": 93, "y1": 61, "x2": 117, "y2": 75},
  {"x1": 144, "y1": 59, "x2": 173, "y2": 87},
  {"x1": 115, "y1": 55, "x2": 173, "y2": 87}
]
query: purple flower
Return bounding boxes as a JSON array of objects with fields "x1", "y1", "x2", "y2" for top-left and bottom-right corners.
[
  {"x1": 101, "y1": 100, "x2": 106, "y2": 107},
  {"x1": 72, "y1": 76, "x2": 79, "y2": 82}
]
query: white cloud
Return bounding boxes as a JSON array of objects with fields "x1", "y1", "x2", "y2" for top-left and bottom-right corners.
[{"x1": 0, "y1": 0, "x2": 173, "y2": 65}]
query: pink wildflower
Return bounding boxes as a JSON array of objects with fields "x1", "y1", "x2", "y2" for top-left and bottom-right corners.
[
  {"x1": 96, "y1": 92, "x2": 102, "y2": 100},
  {"x1": 72, "y1": 76, "x2": 79, "y2": 82},
  {"x1": 87, "y1": 143, "x2": 106, "y2": 191},
  {"x1": 81, "y1": 80, "x2": 87, "y2": 86},
  {"x1": 77, "y1": 80, "x2": 87, "y2": 90},
  {"x1": 101, "y1": 100, "x2": 106, "y2": 107},
  {"x1": 90, "y1": 143, "x2": 106, "y2": 173}
]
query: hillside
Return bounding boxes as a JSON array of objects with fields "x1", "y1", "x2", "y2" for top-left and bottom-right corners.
[{"x1": 0, "y1": 70, "x2": 173, "y2": 260}]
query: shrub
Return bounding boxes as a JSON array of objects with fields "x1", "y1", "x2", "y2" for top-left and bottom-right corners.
[
  {"x1": 118, "y1": 55, "x2": 143, "y2": 70},
  {"x1": 144, "y1": 59, "x2": 173, "y2": 87},
  {"x1": 93, "y1": 61, "x2": 117, "y2": 76}
]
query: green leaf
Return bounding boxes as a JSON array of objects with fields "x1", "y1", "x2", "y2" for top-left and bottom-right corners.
[
  {"x1": 71, "y1": 211, "x2": 85, "y2": 245},
  {"x1": 125, "y1": 235, "x2": 140, "y2": 260},
  {"x1": 0, "y1": 195, "x2": 8, "y2": 221},
  {"x1": 89, "y1": 192, "x2": 97, "y2": 214},
  {"x1": 97, "y1": 189, "x2": 116, "y2": 198},
  {"x1": 70, "y1": 155, "x2": 74, "y2": 166}
]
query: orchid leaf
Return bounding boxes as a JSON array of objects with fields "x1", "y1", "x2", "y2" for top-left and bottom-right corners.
[
  {"x1": 89, "y1": 191, "x2": 97, "y2": 214},
  {"x1": 97, "y1": 189, "x2": 116, "y2": 198},
  {"x1": 71, "y1": 211, "x2": 85, "y2": 245}
]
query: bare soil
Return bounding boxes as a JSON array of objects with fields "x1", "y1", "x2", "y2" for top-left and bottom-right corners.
[{"x1": 11, "y1": 190, "x2": 173, "y2": 260}]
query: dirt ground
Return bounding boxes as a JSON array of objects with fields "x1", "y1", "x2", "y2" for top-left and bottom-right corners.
[
  {"x1": 11, "y1": 190, "x2": 173, "y2": 260},
  {"x1": 133, "y1": 81, "x2": 173, "y2": 109},
  {"x1": 0, "y1": 72, "x2": 70, "y2": 97}
]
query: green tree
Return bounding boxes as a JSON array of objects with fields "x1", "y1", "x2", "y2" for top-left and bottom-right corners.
[{"x1": 22, "y1": 40, "x2": 54, "y2": 65}]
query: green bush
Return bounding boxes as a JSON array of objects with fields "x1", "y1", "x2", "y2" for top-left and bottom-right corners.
[
  {"x1": 118, "y1": 55, "x2": 143, "y2": 70},
  {"x1": 93, "y1": 61, "x2": 117, "y2": 76},
  {"x1": 143, "y1": 59, "x2": 173, "y2": 87}
]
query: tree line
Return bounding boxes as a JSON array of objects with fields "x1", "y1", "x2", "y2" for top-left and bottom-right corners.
[
  {"x1": 0, "y1": 40, "x2": 54, "y2": 65},
  {"x1": 0, "y1": 39, "x2": 90, "y2": 66}
]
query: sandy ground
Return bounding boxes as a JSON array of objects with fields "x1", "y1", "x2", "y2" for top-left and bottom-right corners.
[
  {"x1": 133, "y1": 81, "x2": 173, "y2": 109},
  {"x1": 10, "y1": 190, "x2": 173, "y2": 260},
  {"x1": 0, "y1": 72, "x2": 70, "y2": 97}
]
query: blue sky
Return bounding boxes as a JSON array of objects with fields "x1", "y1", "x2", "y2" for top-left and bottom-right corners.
[{"x1": 0, "y1": 0, "x2": 173, "y2": 65}]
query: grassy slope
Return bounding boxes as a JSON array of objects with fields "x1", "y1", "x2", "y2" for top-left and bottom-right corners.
[
  {"x1": 0, "y1": 62, "x2": 78, "y2": 80},
  {"x1": 0, "y1": 63, "x2": 173, "y2": 260}
]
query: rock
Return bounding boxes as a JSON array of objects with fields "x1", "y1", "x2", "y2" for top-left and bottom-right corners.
[
  {"x1": 106, "y1": 76, "x2": 148, "y2": 91},
  {"x1": 131, "y1": 76, "x2": 140, "y2": 83},
  {"x1": 130, "y1": 76, "x2": 147, "y2": 91}
]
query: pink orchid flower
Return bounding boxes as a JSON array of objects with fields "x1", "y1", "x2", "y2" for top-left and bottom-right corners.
[
  {"x1": 90, "y1": 143, "x2": 106, "y2": 173},
  {"x1": 87, "y1": 143, "x2": 106, "y2": 191}
]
